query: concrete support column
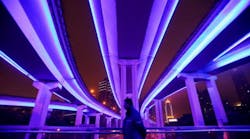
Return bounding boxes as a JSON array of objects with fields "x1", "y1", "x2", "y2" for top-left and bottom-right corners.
[
  {"x1": 106, "y1": 117, "x2": 112, "y2": 128},
  {"x1": 84, "y1": 115, "x2": 90, "y2": 125},
  {"x1": 115, "y1": 119, "x2": 118, "y2": 128},
  {"x1": 144, "y1": 108, "x2": 150, "y2": 127},
  {"x1": 155, "y1": 100, "x2": 165, "y2": 139},
  {"x1": 27, "y1": 82, "x2": 60, "y2": 139},
  {"x1": 118, "y1": 119, "x2": 122, "y2": 128},
  {"x1": 119, "y1": 60, "x2": 140, "y2": 118},
  {"x1": 120, "y1": 64, "x2": 127, "y2": 121},
  {"x1": 164, "y1": 102, "x2": 168, "y2": 124},
  {"x1": 75, "y1": 106, "x2": 84, "y2": 126},
  {"x1": 94, "y1": 114, "x2": 101, "y2": 139},
  {"x1": 29, "y1": 85, "x2": 52, "y2": 128},
  {"x1": 155, "y1": 99, "x2": 164, "y2": 127},
  {"x1": 131, "y1": 64, "x2": 139, "y2": 110},
  {"x1": 95, "y1": 114, "x2": 101, "y2": 128},
  {"x1": 185, "y1": 77, "x2": 205, "y2": 126},
  {"x1": 29, "y1": 82, "x2": 59, "y2": 128},
  {"x1": 206, "y1": 79, "x2": 228, "y2": 126}
]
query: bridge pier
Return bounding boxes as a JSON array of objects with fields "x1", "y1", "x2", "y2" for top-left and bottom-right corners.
[
  {"x1": 144, "y1": 108, "x2": 150, "y2": 127},
  {"x1": 114, "y1": 118, "x2": 119, "y2": 128},
  {"x1": 106, "y1": 117, "x2": 112, "y2": 128},
  {"x1": 206, "y1": 79, "x2": 228, "y2": 126},
  {"x1": 94, "y1": 113, "x2": 101, "y2": 139},
  {"x1": 179, "y1": 73, "x2": 228, "y2": 126},
  {"x1": 84, "y1": 115, "x2": 90, "y2": 125},
  {"x1": 119, "y1": 60, "x2": 140, "y2": 121},
  {"x1": 75, "y1": 105, "x2": 86, "y2": 126},
  {"x1": 26, "y1": 82, "x2": 61, "y2": 139},
  {"x1": 185, "y1": 77, "x2": 205, "y2": 126},
  {"x1": 155, "y1": 99, "x2": 164, "y2": 127}
]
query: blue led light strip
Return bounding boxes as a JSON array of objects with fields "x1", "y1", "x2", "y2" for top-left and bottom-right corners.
[
  {"x1": 88, "y1": 0, "x2": 121, "y2": 108},
  {"x1": 137, "y1": 0, "x2": 179, "y2": 99},
  {"x1": 213, "y1": 32, "x2": 250, "y2": 62},
  {"x1": 2, "y1": 0, "x2": 120, "y2": 119},
  {"x1": 206, "y1": 42, "x2": 250, "y2": 71},
  {"x1": 0, "y1": 51, "x2": 78, "y2": 103},
  {"x1": 141, "y1": 0, "x2": 250, "y2": 115},
  {"x1": 0, "y1": 97, "x2": 77, "y2": 111},
  {"x1": 0, "y1": 51, "x2": 37, "y2": 81}
]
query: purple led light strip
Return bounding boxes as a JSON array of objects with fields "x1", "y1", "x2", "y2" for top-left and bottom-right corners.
[
  {"x1": 2, "y1": 0, "x2": 120, "y2": 119},
  {"x1": 88, "y1": 0, "x2": 121, "y2": 108},
  {"x1": 213, "y1": 32, "x2": 250, "y2": 62},
  {"x1": 0, "y1": 51, "x2": 37, "y2": 81},
  {"x1": 205, "y1": 39, "x2": 250, "y2": 72},
  {"x1": 137, "y1": 0, "x2": 179, "y2": 99},
  {"x1": 141, "y1": 0, "x2": 250, "y2": 115},
  {"x1": 0, "y1": 96, "x2": 77, "y2": 111}
]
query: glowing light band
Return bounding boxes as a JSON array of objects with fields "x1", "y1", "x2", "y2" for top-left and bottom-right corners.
[
  {"x1": 0, "y1": 51, "x2": 37, "y2": 81},
  {"x1": 141, "y1": 0, "x2": 250, "y2": 115},
  {"x1": 207, "y1": 44, "x2": 250, "y2": 71},
  {"x1": 138, "y1": 0, "x2": 179, "y2": 99},
  {"x1": 88, "y1": 0, "x2": 179, "y2": 107},
  {"x1": 2, "y1": 0, "x2": 120, "y2": 119},
  {"x1": 161, "y1": 86, "x2": 187, "y2": 101},
  {"x1": 53, "y1": 92, "x2": 71, "y2": 103},
  {"x1": 0, "y1": 51, "x2": 75, "y2": 104},
  {"x1": 213, "y1": 32, "x2": 250, "y2": 61},
  {"x1": 88, "y1": 0, "x2": 121, "y2": 108},
  {"x1": 0, "y1": 97, "x2": 77, "y2": 111}
]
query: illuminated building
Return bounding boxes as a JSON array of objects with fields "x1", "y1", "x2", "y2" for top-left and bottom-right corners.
[
  {"x1": 98, "y1": 78, "x2": 112, "y2": 93},
  {"x1": 231, "y1": 69, "x2": 250, "y2": 108},
  {"x1": 164, "y1": 99, "x2": 176, "y2": 123},
  {"x1": 98, "y1": 78, "x2": 117, "y2": 111}
]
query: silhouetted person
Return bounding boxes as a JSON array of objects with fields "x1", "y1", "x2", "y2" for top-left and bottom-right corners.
[{"x1": 122, "y1": 98, "x2": 146, "y2": 139}]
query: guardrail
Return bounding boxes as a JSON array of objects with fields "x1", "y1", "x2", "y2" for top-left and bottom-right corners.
[
  {"x1": 0, "y1": 125, "x2": 250, "y2": 133},
  {"x1": 0, "y1": 126, "x2": 250, "y2": 139}
]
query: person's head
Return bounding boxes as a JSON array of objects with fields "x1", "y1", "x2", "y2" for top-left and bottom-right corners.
[{"x1": 124, "y1": 98, "x2": 133, "y2": 110}]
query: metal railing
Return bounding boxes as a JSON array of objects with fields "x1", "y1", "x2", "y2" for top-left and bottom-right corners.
[{"x1": 0, "y1": 125, "x2": 250, "y2": 139}]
